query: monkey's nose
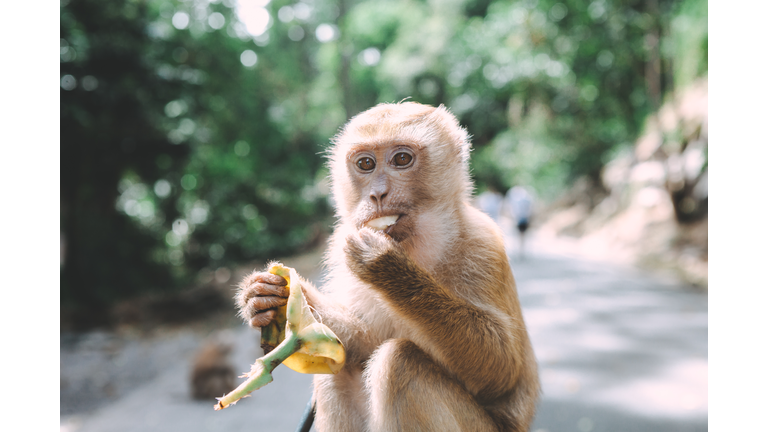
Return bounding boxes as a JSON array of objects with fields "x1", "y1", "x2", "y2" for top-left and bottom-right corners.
[
  {"x1": 370, "y1": 190, "x2": 388, "y2": 206},
  {"x1": 369, "y1": 175, "x2": 389, "y2": 206}
]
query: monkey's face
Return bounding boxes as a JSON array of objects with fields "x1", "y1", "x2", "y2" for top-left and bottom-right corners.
[
  {"x1": 343, "y1": 141, "x2": 431, "y2": 243},
  {"x1": 329, "y1": 102, "x2": 474, "y2": 247}
]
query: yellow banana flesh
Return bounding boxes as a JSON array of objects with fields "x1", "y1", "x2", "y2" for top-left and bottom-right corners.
[
  {"x1": 214, "y1": 263, "x2": 345, "y2": 410},
  {"x1": 262, "y1": 264, "x2": 345, "y2": 374}
]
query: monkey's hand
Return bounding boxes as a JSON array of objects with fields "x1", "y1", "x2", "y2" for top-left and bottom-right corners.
[
  {"x1": 344, "y1": 227, "x2": 413, "y2": 287},
  {"x1": 236, "y1": 270, "x2": 290, "y2": 328}
]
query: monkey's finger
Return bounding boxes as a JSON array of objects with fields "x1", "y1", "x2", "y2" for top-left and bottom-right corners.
[
  {"x1": 244, "y1": 272, "x2": 287, "y2": 287},
  {"x1": 256, "y1": 272, "x2": 288, "y2": 286},
  {"x1": 242, "y1": 282, "x2": 291, "y2": 300},
  {"x1": 248, "y1": 295, "x2": 288, "y2": 312},
  {"x1": 358, "y1": 227, "x2": 392, "y2": 249},
  {"x1": 345, "y1": 231, "x2": 367, "y2": 254},
  {"x1": 240, "y1": 294, "x2": 287, "y2": 322},
  {"x1": 259, "y1": 281, "x2": 290, "y2": 298},
  {"x1": 248, "y1": 309, "x2": 278, "y2": 328}
]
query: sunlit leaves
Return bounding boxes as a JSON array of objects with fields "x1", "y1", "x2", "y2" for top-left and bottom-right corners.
[
  {"x1": 240, "y1": 49, "x2": 258, "y2": 66},
  {"x1": 61, "y1": 0, "x2": 707, "y2": 316}
]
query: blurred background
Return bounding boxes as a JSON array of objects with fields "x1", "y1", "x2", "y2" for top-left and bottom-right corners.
[{"x1": 59, "y1": 0, "x2": 708, "y2": 431}]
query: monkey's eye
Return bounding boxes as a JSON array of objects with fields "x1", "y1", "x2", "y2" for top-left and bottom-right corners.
[
  {"x1": 357, "y1": 157, "x2": 376, "y2": 171},
  {"x1": 392, "y1": 152, "x2": 413, "y2": 167}
]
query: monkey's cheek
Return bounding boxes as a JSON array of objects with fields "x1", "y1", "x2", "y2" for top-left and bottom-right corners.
[
  {"x1": 384, "y1": 224, "x2": 410, "y2": 243},
  {"x1": 381, "y1": 214, "x2": 411, "y2": 242}
]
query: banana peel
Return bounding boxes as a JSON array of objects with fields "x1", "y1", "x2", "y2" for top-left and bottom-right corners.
[{"x1": 214, "y1": 263, "x2": 345, "y2": 410}]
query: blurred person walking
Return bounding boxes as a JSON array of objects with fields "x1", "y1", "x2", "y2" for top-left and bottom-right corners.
[{"x1": 506, "y1": 186, "x2": 533, "y2": 260}]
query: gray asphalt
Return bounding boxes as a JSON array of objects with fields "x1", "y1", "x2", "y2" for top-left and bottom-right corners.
[
  {"x1": 60, "y1": 230, "x2": 707, "y2": 432},
  {"x1": 514, "y1": 233, "x2": 707, "y2": 432}
]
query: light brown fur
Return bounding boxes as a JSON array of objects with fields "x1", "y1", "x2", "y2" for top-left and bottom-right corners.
[{"x1": 237, "y1": 102, "x2": 539, "y2": 431}]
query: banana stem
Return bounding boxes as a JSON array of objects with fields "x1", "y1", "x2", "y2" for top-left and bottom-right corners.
[{"x1": 214, "y1": 333, "x2": 302, "y2": 410}]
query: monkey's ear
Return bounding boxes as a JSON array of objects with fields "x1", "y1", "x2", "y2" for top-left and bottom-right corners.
[{"x1": 431, "y1": 104, "x2": 472, "y2": 166}]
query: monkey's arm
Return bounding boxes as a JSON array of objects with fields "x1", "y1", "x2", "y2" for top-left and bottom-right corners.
[
  {"x1": 295, "y1": 276, "x2": 380, "y2": 367},
  {"x1": 345, "y1": 229, "x2": 524, "y2": 398}
]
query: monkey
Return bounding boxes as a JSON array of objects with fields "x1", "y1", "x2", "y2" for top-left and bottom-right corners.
[
  {"x1": 236, "y1": 102, "x2": 539, "y2": 431},
  {"x1": 190, "y1": 340, "x2": 235, "y2": 400}
]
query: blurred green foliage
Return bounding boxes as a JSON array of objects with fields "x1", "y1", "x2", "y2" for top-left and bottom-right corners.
[{"x1": 60, "y1": 0, "x2": 706, "y2": 325}]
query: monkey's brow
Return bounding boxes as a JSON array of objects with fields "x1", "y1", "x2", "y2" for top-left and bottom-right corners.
[{"x1": 345, "y1": 140, "x2": 420, "y2": 157}]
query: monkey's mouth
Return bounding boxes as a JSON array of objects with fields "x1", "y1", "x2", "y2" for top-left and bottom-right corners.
[{"x1": 365, "y1": 215, "x2": 401, "y2": 234}]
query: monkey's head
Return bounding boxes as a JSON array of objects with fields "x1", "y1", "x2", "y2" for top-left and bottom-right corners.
[{"x1": 329, "y1": 102, "x2": 473, "y2": 248}]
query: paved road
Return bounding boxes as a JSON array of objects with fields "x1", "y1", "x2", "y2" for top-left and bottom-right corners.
[
  {"x1": 61, "y1": 231, "x2": 707, "y2": 432},
  {"x1": 513, "y1": 232, "x2": 707, "y2": 432}
]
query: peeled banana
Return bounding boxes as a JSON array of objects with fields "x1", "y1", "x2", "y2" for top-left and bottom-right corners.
[
  {"x1": 366, "y1": 215, "x2": 398, "y2": 231},
  {"x1": 214, "y1": 263, "x2": 346, "y2": 410}
]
